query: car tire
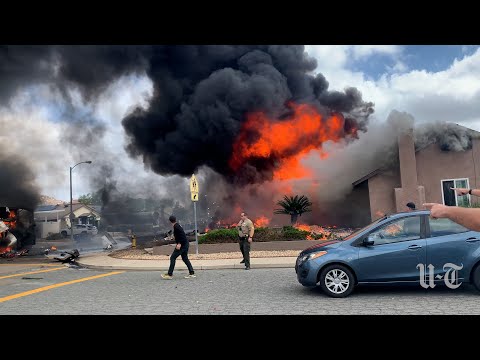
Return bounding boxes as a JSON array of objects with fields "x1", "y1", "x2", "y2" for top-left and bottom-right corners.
[
  {"x1": 471, "y1": 263, "x2": 480, "y2": 292},
  {"x1": 61, "y1": 231, "x2": 68, "y2": 238},
  {"x1": 319, "y1": 264, "x2": 355, "y2": 298}
]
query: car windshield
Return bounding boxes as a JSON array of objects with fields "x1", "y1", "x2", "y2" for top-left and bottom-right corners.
[{"x1": 341, "y1": 216, "x2": 387, "y2": 241}]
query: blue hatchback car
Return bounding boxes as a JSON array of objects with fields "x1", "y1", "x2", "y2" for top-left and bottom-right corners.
[{"x1": 296, "y1": 210, "x2": 480, "y2": 297}]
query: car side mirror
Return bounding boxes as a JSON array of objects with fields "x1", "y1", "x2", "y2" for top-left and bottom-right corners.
[{"x1": 364, "y1": 235, "x2": 375, "y2": 246}]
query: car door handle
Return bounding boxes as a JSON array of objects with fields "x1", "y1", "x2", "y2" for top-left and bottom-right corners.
[
  {"x1": 466, "y1": 238, "x2": 480, "y2": 243},
  {"x1": 407, "y1": 244, "x2": 422, "y2": 250}
]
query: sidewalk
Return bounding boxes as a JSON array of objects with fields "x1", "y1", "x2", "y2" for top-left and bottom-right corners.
[
  {"x1": 76, "y1": 252, "x2": 298, "y2": 271},
  {"x1": 75, "y1": 239, "x2": 323, "y2": 271}
]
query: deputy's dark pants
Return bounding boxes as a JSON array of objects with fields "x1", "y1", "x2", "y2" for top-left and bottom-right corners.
[
  {"x1": 168, "y1": 244, "x2": 194, "y2": 276},
  {"x1": 239, "y1": 236, "x2": 251, "y2": 267}
]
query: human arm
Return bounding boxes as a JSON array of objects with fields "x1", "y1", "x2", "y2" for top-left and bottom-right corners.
[
  {"x1": 173, "y1": 225, "x2": 181, "y2": 249},
  {"x1": 248, "y1": 221, "x2": 254, "y2": 243},
  {"x1": 424, "y1": 203, "x2": 480, "y2": 232},
  {"x1": 451, "y1": 187, "x2": 480, "y2": 197}
]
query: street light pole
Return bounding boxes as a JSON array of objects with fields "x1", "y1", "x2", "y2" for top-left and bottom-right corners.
[{"x1": 69, "y1": 161, "x2": 92, "y2": 243}]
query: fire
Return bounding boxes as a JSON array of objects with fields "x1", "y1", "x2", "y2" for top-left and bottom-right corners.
[
  {"x1": 384, "y1": 223, "x2": 402, "y2": 236},
  {"x1": 229, "y1": 103, "x2": 346, "y2": 180},
  {"x1": 254, "y1": 216, "x2": 270, "y2": 227},
  {"x1": 295, "y1": 224, "x2": 311, "y2": 232},
  {"x1": 294, "y1": 223, "x2": 334, "y2": 240},
  {"x1": 4, "y1": 209, "x2": 17, "y2": 230}
]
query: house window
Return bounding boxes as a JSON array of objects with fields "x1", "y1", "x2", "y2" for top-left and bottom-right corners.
[{"x1": 441, "y1": 178, "x2": 470, "y2": 207}]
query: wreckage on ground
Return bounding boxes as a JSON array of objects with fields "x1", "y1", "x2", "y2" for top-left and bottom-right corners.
[{"x1": 53, "y1": 249, "x2": 80, "y2": 263}]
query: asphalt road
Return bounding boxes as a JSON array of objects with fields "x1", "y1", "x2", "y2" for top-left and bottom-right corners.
[{"x1": 0, "y1": 264, "x2": 479, "y2": 314}]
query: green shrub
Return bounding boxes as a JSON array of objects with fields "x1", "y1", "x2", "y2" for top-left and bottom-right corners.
[
  {"x1": 200, "y1": 228, "x2": 238, "y2": 244},
  {"x1": 198, "y1": 225, "x2": 337, "y2": 243},
  {"x1": 282, "y1": 227, "x2": 309, "y2": 240}
]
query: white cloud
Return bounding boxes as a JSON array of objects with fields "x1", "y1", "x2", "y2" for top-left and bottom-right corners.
[
  {"x1": 351, "y1": 45, "x2": 403, "y2": 60},
  {"x1": 388, "y1": 60, "x2": 409, "y2": 73},
  {"x1": 306, "y1": 45, "x2": 480, "y2": 131}
]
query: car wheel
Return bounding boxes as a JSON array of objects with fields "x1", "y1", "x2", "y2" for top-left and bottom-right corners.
[
  {"x1": 319, "y1": 264, "x2": 355, "y2": 298},
  {"x1": 61, "y1": 231, "x2": 68, "y2": 238},
  {"x1": 471, "y1": 264, "x2": 480, "y2": 292}
]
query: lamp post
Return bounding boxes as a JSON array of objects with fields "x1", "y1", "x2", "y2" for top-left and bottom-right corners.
[{"x1": 70, "y1": 161, "x2": 92, "y2": 242}]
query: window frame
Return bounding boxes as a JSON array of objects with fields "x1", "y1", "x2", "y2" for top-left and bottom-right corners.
[
  {"x1": 353, "y1": 215, "x2": 427, "y2": 247},
  {"x1": 441, "y1": 178, "x2": 470, "y2": 207}
]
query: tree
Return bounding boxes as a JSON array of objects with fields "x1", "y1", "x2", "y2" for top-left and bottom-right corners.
[
  {"x1": 274, "y1": 195, "x2": 312, "y2": 225},
  {"x1": 78, "y1": 192, "x2": 102, "y2": 205},
  {"x1": 78, "y1": 193, "x2": 94, "y2": 205}
]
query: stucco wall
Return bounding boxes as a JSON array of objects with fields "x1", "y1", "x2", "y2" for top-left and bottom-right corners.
[
  {"x1": 416, "y1": 138, "x2": 480, "y2": 205},
  {"x1": 368, "y1": 168, "x2": 401, "y2": 221}
]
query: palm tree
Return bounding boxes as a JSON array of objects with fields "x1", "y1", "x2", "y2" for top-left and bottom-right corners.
[{"x1": 274, "y1": 195, "x2": 312, "y2": 225}]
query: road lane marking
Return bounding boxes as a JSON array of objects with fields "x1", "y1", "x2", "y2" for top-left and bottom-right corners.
[
  {"x1": 0, "y1": 271, "x2": 125, "y2": 303},
  {"x1": 0, "y1": 264, "x2": 61, "y2": 267},
  {"x1": 0, "y1": 267, "x2": 65, "y2": 280}
]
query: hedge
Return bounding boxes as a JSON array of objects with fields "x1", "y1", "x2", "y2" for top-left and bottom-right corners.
[{"x1": 198, "y1": 226, "x2": 331, "y2": 244}]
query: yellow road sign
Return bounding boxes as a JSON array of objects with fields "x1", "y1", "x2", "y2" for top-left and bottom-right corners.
[
  {"x1": 191, "y1": 193, "x2": 199, "y2": 201},
  {"x1": 190, "y1": 174, "x2": 199, "y2": 194}
]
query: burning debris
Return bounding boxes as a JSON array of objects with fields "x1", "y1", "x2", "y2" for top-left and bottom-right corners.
[
  {"x1": 0, "y1": 216, "x2": 17, "y2": 250},
  {"x1": 0, "y1": 207, "x2": 34, "y2": 257},
  {"x1": 293, "y1": 223, "x2": 355, "y2": 240}
]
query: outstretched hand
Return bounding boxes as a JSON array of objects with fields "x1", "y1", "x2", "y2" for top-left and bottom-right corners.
[
  {"x1": 451, "y1": 187, "x2": 469, "y2": 196},
  {"x1": 423, "y1": 203, "x2": 448, "y2": 219}
]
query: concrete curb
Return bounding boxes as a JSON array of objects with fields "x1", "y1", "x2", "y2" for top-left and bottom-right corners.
[{"x1": 76, "y1": 254, "x2": 297, "y2": 271}]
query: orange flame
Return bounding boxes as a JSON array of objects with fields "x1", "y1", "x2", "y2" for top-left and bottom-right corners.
[
  {"x1": 4, "y1": 209, "x2": 17, "y2": 230},
  {"x1": 294, "y1": 223, "x2": 335, "y2": 240},
  {"x1": 295, "y1": 224, "x2": 311, "y2": 232},
  {"x1": 384, "y1": 223, "x2": 402, "y2": 236},
  {"x1": 254, "y1": 216, "x2": 270, "y2": 227},
  {"x1": 229, "y1": 103, "x2": 345, "y2": 181}
]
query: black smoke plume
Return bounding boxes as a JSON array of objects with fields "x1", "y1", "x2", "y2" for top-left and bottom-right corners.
[
  {"x1": 0, "y1": 155, "x2": 40, "y2": 209},
  {"x1": 1, "y1": 46, "x2": 374, "y2": 187},
  {"x1": 121, "y1": 46, "x2": 374, "y2": 184}
]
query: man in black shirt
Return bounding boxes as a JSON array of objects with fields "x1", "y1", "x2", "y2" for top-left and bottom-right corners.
[{"x1": 161, "y1": 215, "x2": 196, "y2": 279}]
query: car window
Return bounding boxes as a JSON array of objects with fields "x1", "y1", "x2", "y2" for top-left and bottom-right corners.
[
  {"x1": 368, "y1": 216, "x2": 421, "y2": 245},
  {"x1": 343, "y1": 216, "x2": 386, "y2": 241},
  {"x1": 429, "y1": 217, "x2": 468, "y2": 237}
]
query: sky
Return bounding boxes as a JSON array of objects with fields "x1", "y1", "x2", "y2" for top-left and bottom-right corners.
[{"x1": 2, "y1": 45, "x2": 480, "y2": 203}]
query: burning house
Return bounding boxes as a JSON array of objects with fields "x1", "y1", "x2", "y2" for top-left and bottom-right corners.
[{"x1": 352, "y1": 121, "x2": 480, "y2": 224}]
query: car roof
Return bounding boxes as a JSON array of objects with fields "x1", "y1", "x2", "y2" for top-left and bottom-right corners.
[{"x1": 381, "y1": 210, "x2": 430, "y2": 220}]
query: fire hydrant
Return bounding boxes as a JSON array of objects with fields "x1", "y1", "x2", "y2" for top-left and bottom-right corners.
[{"x1": 131, "y1": 234, "x2": 137, "y2": 248}]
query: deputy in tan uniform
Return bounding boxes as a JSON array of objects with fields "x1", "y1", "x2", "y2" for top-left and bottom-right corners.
[{"x1": 236, "y1": 211, "x2": 254, "y2": 270}]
